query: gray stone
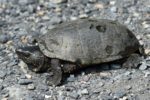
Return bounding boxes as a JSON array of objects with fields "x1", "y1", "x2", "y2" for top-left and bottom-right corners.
[
  {"x1": 10, "y1": 9, "x2": 20, "y2": 17},
  {"x1": 50, "y1": 0, "x2": 68, "y2": 4},
  {"x1": 111, "y1": 64, "x2": 121, "y2": 69},
  {"x1": 0, "y1": 21, "x2": 6, "y2": 27},
  {"x1": 114, "y1": 90, "x2": 126, "y2": 99},
  {"x1": 88, "y1": 0, "x2": 97, "y2": 3},
  {"x1": 0, "y1": 34, "x2": 10, "y2": 43},
  {"x1": 139, "y1": 62, "x2": 147, "y2": 70},
  {"x1": 125, "y1": 85, "x2": 132, "y2": 90},
  {"x1": 81, "y1": 89, "x2": 89, "y2": 95},
  {"x1": 69, "y1": 92, "x2": 79, "y2": 99},
  {"x1": 110, "y1": 6, "x2": 118, "y2": 13},
  {"x1": 0, "y1": 71, "x2": 6, "y2": 79},
  {"x1": 99, "y1": 93, "x2": 113, "y2": 100},
  {"x1": 124, "y1": 71, "x2": 132, "y2": 76},
  {"x1": 27, "y1": 5, "x2": 36, "y2": 14},
  {"x1": 7, "y1": 60, "x2": 18, "y2": 67},
  {"x1": 18, "y1": 79, "x2": 33, "y2": 85},
  {"x1": 67, "y1": 75, "x2": 76, "y2": 82},
  {"x1": 93, "y1": 88, "x2": 101, "y2": 93},
  {"x1": 18, "y1": 0, "x2": 38, "y2": 5},
  {"x1": 57, "y1": 95, "x2": 65, "y2": 100},
  {"x1": 144, "y1": 71, "x2": 150, "y2": 77},
  {"x1": 50, "y1": 16, "x2": 62, "y2": 25},
  {"x1": 37, "y1": 85, "x2": 49, "y2": 91},
  {"x1": 146, "y1": 59, "x2": 150, "y2": 67},
  {"x1": 27, "y1": 84, "x2": 35, "y2": 90},
  {"x1": 20, "y1": 75, "x2": 26, "y2": 79}
]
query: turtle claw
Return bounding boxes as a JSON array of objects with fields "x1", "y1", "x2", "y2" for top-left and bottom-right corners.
[{"x1": 46, "y1": 68, "x2": 62, "y2": 86}]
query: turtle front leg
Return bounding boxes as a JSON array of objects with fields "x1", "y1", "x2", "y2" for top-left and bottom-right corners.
[{"x1": 46, "y1": 59, "x2": 63, "y2": 86}]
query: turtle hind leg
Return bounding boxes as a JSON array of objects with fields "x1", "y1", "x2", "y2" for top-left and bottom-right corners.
[
  {"x1": 122, "y1": 53, "x2": 143, "y2": 69},
  {"x1": 46, "y1": 59, "x2": 63, "y2": 86}
]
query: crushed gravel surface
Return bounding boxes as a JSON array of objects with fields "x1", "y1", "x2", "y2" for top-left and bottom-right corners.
[{"x1": 0, "y1": 0, "x2": 150, "y2": 100}]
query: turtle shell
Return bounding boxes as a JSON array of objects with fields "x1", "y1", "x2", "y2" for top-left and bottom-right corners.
[{"x1": 38, "y1": 18, "x2": 140, "y2": 65}]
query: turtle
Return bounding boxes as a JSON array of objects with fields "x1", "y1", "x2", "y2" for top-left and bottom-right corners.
[{"x1": 16, "y1": 18, "x2": 143, "y2": 86}]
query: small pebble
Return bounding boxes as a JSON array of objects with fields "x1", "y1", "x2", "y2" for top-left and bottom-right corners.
[
  {"x1": 142, "y1": 21, "x2": 150, "y2": 29},
  {"x1": 125, "y1": 85, "x2": 132, "y2": 90},
  {"x1": 50, "y1": 16, "x2": 62, "y2": 24},
  {"x1": 37, "y1": 85, "x2": 49, "y2": 91},
  {"x1": 111, "y1": 64, "x2": 121, "y2": 69},
  {"x1": 18, "y1": 79, "x2": 33, "y2": 85},
  {"x1": 144, "y1": 71, "x2": 150, "y2": 77},
  {"x1": 7, "y1": 60, "x2": 17, "y2": 67},
  {"x1": 82, "y1": 76, "x2": 90, "y2": 82},
  {"x1": 79, "y1": 14, "x2": 88, "y2": 18},
  {"x1": 0, "y1": 21, "x2": 6, "y2": 27},
  {"x1": 27, "y1": 84, "x2": 35, "y2": 90},
  {"x1": 139, "y1": 62, "x2": 147, "y2": 70},
  {"x1": 81, "y1": 89, "x2": 89, "y2": 95},
  {"x1": 94, "y1": 3, "x2": 104, "y2": 9},
  {"x1": 18, "y1": 60, "x2": 28, "y2": 73},
  {"x1": 145, "y1": 49, "x2": 150, "y2": 55},
  {"x1": 25, "y1": 74, "x2": 32, "y2": 79},
  {"x1": 0, "y1": 71, "x2": 6, "y2": 79},
  {"x1": 69, "y1": 92, "x2": 79, "y2": 99},
  {"x1": 67, "y1": 74, "x2": 75, "y2": 82},
  {"x1": 49, "y1": 0, "x2": 68, "y2": 4},
  {"x1": 124, "y1": 71, "x2": 132, "y2": 76},
  {"x1": 45, "y1": 95, "x2": 52, "y2": 99},
  {"x1": 20, "y1": 75, "x2": 26, "y2": 79},
  {"x1": 37, "y1": 10, "x2": 45, "y2": 16},
  {"x1": 18, "y1": 0, "x2": 38, "y2": 5},
  {"x1": 57, "y1": 95, "x2": 65, "y2": 100},
  {"x1": 100, "y1": 72, "x2": 112, "y2": 77},
  {"x1": 110, "y1": 6, "x2": 117, "y2": 13},
  {"x1": 122, "y1": 96, "x2": 128, "y2": 100},
  {"x1": 0, "y1": 34, "x2": 10, "y2": 43},
  {"x1": 42, "y1": 15, "x2": 50, "y2": 21},
  {"x1": 109, "y1": 1, "x2": 116, "y2": 5},
  {"x1": 114, "y1": 90, "x2": 126, "y2": 99}
]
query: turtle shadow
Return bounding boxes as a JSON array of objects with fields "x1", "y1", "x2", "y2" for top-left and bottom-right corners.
[{"x1": 62, "y1": 59, "x2": 127, "y2": 85}]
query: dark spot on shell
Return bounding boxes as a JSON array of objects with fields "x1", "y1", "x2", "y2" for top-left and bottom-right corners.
[
  {"x1": 96, "y1": 25, "x2": 106, "y2": 33},
  {"x1": 105, "y1": 45, "x2": 113, "y2": 54},
  {"x1": 89, "y1": 24, "x2": 94, "y2": 29},
  {"x1": 127, "y1": 29, "x2": 134, "y2": 38}
]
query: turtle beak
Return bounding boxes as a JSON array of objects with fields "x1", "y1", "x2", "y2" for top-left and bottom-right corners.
[
  {"x1": 16, "y1": 47, "x2": 30, "y2": 61},
  {"x1": 16, "y1": 48, "x2": 28, "y2": 56}
]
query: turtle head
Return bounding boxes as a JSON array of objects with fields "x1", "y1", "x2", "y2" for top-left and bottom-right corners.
[{"x1": 16, "y1": 46, "x2": 47, "y2": 72}]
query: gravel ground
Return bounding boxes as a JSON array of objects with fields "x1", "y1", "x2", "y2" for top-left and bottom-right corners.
[{"x1": 0, "y1": 0, "x2": 150, "y2": 100}]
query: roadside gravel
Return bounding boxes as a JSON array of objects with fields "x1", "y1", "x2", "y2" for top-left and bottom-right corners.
[{"x1": 0, "y1": 0, "x2": 150, "y2": 100}]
